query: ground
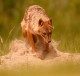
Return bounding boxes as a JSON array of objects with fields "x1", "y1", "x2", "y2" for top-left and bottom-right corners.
[{"x1": 0, "y1": 39, "x2": 80, "y2": 69}]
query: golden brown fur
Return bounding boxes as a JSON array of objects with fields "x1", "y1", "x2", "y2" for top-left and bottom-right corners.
[{"x1": 21, "y1": 5, "x2": 53, "y2": 59}]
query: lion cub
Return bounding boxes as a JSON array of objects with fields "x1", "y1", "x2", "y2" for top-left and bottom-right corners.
[{"x1": 21, "y1": 5, "x2": 53, "y2": 58}]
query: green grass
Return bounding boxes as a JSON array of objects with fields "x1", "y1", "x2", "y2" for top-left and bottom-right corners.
[
  {"x1": 0, "y1": 0, "x2": 80, "y2": 76},
  {"x1": 0, "y1": 63, "x2": 80, "y2": 76},
  {"x1": 0, "y1": 0, "x2": 80, "y2": 54}
]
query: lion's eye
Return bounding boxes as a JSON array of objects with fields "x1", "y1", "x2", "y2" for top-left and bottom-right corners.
[{"x1": 43, "y1": 32, "x2": 46, "y2": 35}]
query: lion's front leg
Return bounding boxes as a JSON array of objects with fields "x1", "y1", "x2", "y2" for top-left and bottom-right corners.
[{"x1": 27, "y1": 31, "x2": 36, "y2": 53}]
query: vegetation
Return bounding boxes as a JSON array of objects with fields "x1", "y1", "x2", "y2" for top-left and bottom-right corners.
[
  {"x1": 0, "y1": 0, "x2": 80, "y2": 53},
  {"x1": 0, "y1": 0, "x2": 80, "y2": 76},
  {"x1": 0, "y1": 63, "x2": 80, "y2": 76}
]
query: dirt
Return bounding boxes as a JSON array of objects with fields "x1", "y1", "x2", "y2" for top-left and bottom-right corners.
[{"x1": 0, "y1": 39, "x2": 80, "y2": 69}]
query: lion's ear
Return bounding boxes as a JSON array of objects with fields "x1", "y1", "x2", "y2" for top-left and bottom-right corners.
[
  {"x1": 48, "y1": 18, "x2": 52, "y2": 25},
  {"x1": 39, "y1": 19, "x2": 43, "y2": 26}
]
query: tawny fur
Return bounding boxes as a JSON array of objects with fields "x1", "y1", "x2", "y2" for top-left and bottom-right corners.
[{"x1": 21, "y1": 5, "x2": 53, "y2": 59}]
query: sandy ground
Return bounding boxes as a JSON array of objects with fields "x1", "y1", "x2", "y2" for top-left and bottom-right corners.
[{"x1": 0, "y1": 39, "x2": 80, "y2": 69}]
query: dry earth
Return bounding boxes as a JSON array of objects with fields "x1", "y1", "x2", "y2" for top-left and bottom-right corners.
[{"x1": 0, "y1": 39, "x2": 80, "y2": 69}]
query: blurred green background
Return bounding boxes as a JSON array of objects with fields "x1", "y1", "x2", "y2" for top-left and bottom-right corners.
[
  {"x1": 0, "y1": 0, "x2": 80, "y2": 54},
  {"x1": 0, "y1": 0, "x2": 80, "y2": 76}
]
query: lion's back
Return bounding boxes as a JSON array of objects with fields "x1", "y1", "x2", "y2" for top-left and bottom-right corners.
[
  {"x1": 21, "y1": 5, "x2": 49, "y2": 32},
  {"x1": 24, "y1": 5, "x2": 45, "y2": 20}
]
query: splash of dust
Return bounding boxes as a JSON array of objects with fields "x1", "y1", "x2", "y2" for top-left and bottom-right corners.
[{"x1": 0, "y1": 39, "x2": 80, "y2": 69}]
